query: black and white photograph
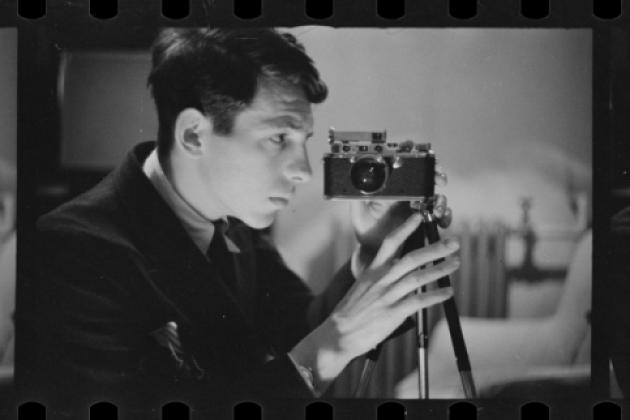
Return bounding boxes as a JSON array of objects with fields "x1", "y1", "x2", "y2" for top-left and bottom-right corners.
[{"x1": 13, "y1": 22, "x2": 599, "y2": 416}]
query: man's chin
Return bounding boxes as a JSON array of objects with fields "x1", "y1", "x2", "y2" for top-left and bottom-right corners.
[{"x1": 241, "y1": 213, "x2": 277, "y2": 230}]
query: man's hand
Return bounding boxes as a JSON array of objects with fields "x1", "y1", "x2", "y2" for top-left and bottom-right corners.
[
  {"x1": 328, "y1": 211, "x2": 459, "y2": 356},
  {"x1": 290, "y1": 211, "x2": 460, "y2": 390}
]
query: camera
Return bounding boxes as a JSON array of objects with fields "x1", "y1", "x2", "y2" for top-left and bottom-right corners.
[{"x1": 323, "y1": 129, "x2": 436, "y2": 199}]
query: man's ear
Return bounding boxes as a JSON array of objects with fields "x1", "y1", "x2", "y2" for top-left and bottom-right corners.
[{"x1": 173, "y1": 108, "x2": 213, "y2": 157}]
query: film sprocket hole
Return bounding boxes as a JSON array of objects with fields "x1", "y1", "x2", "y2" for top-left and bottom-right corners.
[{"x1": 323, "y1": 129, "x2": 436, "y2": 200}]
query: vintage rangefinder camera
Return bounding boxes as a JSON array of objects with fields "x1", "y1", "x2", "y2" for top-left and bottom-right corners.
[{"x1": 323, "y1": 129, "x2": 436, "y2": 199}]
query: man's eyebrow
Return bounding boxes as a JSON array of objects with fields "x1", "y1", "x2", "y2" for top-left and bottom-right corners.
[
  {"x1": 262, "y1": 115, "x2": 305, "y2": 129},
  {"x1": 262, "y1": 116, "x2": 314, "y2": 138}
]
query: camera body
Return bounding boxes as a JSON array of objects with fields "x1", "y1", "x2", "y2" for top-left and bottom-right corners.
[{"x1": 323, "y1": 129, "x2": 436, "y2": 199}]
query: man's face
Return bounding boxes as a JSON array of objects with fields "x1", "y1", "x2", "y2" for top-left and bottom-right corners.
[{"x1": 198, "y1": 79, "x2": 314, "y2": 229}]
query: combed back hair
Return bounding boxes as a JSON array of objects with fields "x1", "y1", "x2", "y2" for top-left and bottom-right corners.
[{"x1": 147, "y1": 27, "x2": 328, "y2": 158}]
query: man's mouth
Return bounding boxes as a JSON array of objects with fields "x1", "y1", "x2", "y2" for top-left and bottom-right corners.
[{"x1": 269, "y1": 197, "x2": 290, "y2": 207}]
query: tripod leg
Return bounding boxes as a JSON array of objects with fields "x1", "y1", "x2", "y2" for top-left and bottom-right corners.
[
  {"x1": 422, "y1": 214, "x2": 478, "y2": 399},
  {"x1": 416, "y1": 306, "x2": 429, "y2": 398},
  {"x1": 401, "y1": 213, "x2": 432, "y2": 399}
]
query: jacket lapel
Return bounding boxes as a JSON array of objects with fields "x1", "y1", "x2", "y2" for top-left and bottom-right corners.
[{"x1": 111, "y1": 143, "x2": 273, "y2": 368}]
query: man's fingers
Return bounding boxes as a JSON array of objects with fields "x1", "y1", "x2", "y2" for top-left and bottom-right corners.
[
  {"x1": 382, "y1": 238, "x2": 460, "y2": 283},
  {"x1": 370, "y1": 212, "x2": 424, "y2": 268},
  {"x1": 437, "y1": 207, "x2": 453, "y2": 229},
  {"x1": 433, "y1": 194, "x2": 447, "y2": 218},
  {"x1": 433, "y1": 195, "x2": 452, "y2": 229},
  {"x1": 382, "y1": 258, "x2": 460, "y2": 304},
  {"x1": 394, "y1": 287, "x2": 453, "y2": 318}
]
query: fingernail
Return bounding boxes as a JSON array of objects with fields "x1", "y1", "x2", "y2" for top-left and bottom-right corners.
[
  {"x1": 452, "y1": 257, "x2": 461, "y2": 267},
  {"x1": 441, "y1": 287, "x2": 454, "y2": 296}
]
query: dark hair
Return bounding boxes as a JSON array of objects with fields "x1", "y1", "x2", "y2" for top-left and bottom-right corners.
[{"x1": 147, "y1": 28, "x2": 328, "y2": 158}]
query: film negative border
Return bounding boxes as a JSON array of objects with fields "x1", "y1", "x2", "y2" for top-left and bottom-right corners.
[
  {"x1": 4, "y1": 0, "x2": 630, "y2": 419},
  {"x1": 9, "y1": 0, "x2": 627, "y2": 22},
  {"x1": 6, "y1": 0, "x2": 629, "y2": 26},
  {"x1": 10, "y1": 399, "x2": 618, "y2": 419}
]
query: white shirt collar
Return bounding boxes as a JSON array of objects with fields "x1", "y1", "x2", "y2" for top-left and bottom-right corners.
[{"x1": 142, "y1": 148, "x2": 240, "y2": 255}]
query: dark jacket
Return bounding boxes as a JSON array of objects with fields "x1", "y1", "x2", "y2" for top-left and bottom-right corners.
[{"x1": 17, "y1": 142, "x2": 355, "y2": 411}]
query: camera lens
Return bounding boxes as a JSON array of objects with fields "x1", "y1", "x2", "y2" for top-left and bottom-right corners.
[{"x1": 350, "y1": 157, "x2": 388, "y2": 194}]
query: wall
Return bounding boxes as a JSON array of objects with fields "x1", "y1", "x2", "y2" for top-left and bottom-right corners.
[{"x1": 60, "y1": 51, "x2": 156, "y2": 169}]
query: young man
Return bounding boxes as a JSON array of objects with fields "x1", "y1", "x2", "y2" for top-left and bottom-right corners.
[{"x1": 18, "y1": 28, "x2": 459, "y2": 409}]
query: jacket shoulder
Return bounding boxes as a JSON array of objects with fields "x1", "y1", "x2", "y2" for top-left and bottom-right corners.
[{"x1": 36, "y1": 176, "x2": 136, "y2": 253}]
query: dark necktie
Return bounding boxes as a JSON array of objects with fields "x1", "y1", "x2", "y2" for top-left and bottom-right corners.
[
  {"x1": 206, "y1": 220, "x2": 239, "y2": 297},
  {"x1": 207, "y1": 219, "x2": 259, "y2": 322}
]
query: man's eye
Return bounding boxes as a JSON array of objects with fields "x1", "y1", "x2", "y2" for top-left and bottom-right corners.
[{"x1": 269, "y1": 134, "x2": 287, "y2": 145}]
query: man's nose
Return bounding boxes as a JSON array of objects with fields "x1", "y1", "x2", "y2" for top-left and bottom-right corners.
[{"x1": 285, "y1": 145, "x2": 313, "y2": 184}]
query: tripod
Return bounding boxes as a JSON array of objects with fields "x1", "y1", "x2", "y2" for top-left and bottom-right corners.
[{"x1": 354, "y1": 201, "x2": 477, "y2": 399}]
